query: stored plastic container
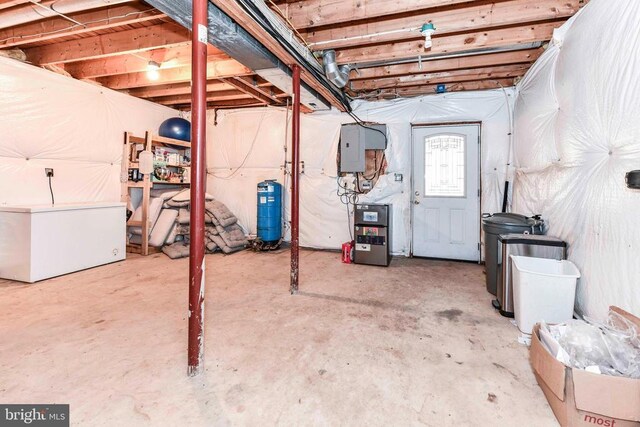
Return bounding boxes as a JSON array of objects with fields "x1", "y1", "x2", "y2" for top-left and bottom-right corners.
[
  {"x1": 511, "y1": 255, "x2": 581, "y2": 334},
  {"x1": 482, "y1": 213, "x2": 544, "y2": 295},
  {"x1": 494, "y1": 234, "x2": 567, "y2": 317}
]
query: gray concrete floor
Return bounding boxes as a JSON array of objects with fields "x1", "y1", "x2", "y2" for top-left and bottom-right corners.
[{"x1": 0, "y1": 250, "x2": 557, "y2": 426}]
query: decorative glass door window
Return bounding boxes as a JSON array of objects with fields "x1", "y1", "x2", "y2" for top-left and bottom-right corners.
[{"x1": 424, "y1": 134, "x2": 466, "y2": 197}]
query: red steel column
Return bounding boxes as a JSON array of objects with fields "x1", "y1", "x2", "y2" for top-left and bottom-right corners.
[
  {"x1": 290, "y1": 65, "x2": 301, "y2": 294},
  {"x1": 188, "y1": 0, "x2": 207, "y2": 376}
]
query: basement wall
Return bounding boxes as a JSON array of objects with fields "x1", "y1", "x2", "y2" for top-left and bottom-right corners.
[
  {"x1": 512, "y1": 0, "x2": 640, "y2": 319},
  {"x1": 0, "y1": 57, "x2": 177, "y2": 206},
  {"x1": 206, "y1": 88, "x2": 514, "y2": 256}
]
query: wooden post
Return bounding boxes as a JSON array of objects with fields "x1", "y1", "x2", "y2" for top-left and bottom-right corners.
[
  {"x1": 140, "y1": 131, "x2": 153, "y2": 256},
  {"x1": 290, "y1": 64, "x2": 301, "y2": 294},
  {"x1": 188, "y1": 0, "x2": 207, "y2": 377}
]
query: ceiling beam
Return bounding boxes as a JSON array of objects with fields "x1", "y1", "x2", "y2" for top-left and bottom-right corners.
[
  {"x1": 351, "y1": 64, "x2": 529, "y2": 91},
  {"x1": 222, "y1": 77, "x2": 280, "y2": 104},
  {"x1": 64, "y1": 45, "x2": 227, "y2": 79},
  {"x1": 336, "y1": 21, "x2": 561, "y2": 64},
  {"x1": 125, "y1": 80, "x2": 236, "y2": 98},
  {"x1": 374, "y1": 78, "x2": 517, "y2": 98},
  {"x1": 303, "y1": 0, "x2": 584, "y2": 50},
  {"x1": 233, "y1": 75, "x2": 282, "y2": 102},
  {"x1": 172, "y1": 98, "x2": 266, "y2": 110},
  {"x1": 24, "y1": 22, "x2": 189, "y2": 65},
  {"x1": 94, "y1": 59, "x2": 252, "y2": 89},
  {"x1": 282, "y1": 0, "x2": 487, "y2": 30},
  {"x1": 0, "y1": 3, "x2": 164, "y2": 48},
  {"x1": 395, "y1": 79, "x2": 515, "y2": 96},
  {"x1": 0, "y1": 0, "x2": 32, "y2": 10},
  {"x1": 351, "y1": 48, "x2": 542, "y2": 81},
  {"x1": 151, "y1": 90, "x2": 254, "y2": 106}
]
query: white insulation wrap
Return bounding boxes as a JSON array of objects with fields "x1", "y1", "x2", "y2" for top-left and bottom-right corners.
[
  {"x1": 0, "y1": 57, "x2": 178, "y2": 206},
  {"x1": 513, "y1": 0, "x2": 640, "y2": 319},
  {"x1": 206, "y1": 88, "x2": 514, "y2": 255}
]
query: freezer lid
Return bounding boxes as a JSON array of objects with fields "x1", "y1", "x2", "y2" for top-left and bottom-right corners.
[{"x1": 0, "y1": 202, "x2": 126, "y2": 213}]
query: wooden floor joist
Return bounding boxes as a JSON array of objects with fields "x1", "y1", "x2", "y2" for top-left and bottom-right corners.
[
  {"x1": 336, "y1": 21, "x2": 561, "y2": 64},
  {"x1": 95, "y1": 59, "x2": 252, "y2": 89},
  {"x1": 65, "y1": 46, "x2": 228, "y2": 79},
  {"x1": 0, "y1": 3, "x2": 165, "y2": 49},
  {"x1": 302, "y1": 0, "x2": 582, "y2": 50},
  {"x1": 351, "y1": 64, "x2": 529, "y2": 91},
  {"x1": 24, "y1": 22, "x2": 190, "y2": 65}
]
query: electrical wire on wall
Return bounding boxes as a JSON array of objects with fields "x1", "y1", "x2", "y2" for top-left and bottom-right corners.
[
  {"x1": 336, "y1": 109, "x2": 390, "y2": 239},
  {"x1": 495, "y1": 80, "x2": 514, "y2": 213},
  {"x1": 206, "y1": 112, "x2": 267, "y2": 180},
  {"x1": 47, "y1": 174, "x2": 55, "y2": 206}
]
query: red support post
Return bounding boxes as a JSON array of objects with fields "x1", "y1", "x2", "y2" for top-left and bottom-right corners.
[
  {"x1": 187, "y1": 0, "x2": 207, "y2": 376},
  {"x1": 290, "y1": 64, "x2": 301, "y2": 294}
]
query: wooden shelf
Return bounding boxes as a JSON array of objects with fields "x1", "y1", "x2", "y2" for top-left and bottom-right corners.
[
  {"x1": 151, "y1": 181, "x2": 190, "y2": 186},
  {"x1": 152, "y1": 134, "x2": 191, "y2": 148},
  {"x1": 121, "y1": 130, "x2": 191, "y2": 256},
  {"x1": 129, "y1": 134, "x2": 190, "y2": 148}
]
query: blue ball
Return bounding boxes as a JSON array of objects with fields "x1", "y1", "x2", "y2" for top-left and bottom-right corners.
[{"x1": 159, "y1": 117, "x2": 191, "y2": 142}]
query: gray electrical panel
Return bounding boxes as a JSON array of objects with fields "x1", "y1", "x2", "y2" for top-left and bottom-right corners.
[{"x1": 339, "y1": 123, "x2": 387, "y2": 173}]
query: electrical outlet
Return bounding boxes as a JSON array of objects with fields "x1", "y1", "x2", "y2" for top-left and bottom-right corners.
[{"x1": 45, "y1": 168, "x2": 54, "y2": 177}]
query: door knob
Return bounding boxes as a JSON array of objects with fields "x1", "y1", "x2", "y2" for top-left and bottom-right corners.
[
  {"x1": 415, "y1": 191, "x2": 420, "y2": 196},
  {"x1": 413, "y1": 200, "x2": 420, "y2": 205}
]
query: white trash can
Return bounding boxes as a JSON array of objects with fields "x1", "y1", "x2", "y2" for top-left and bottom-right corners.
[{"x1": 511, "y1": 255, "x2": 581, "y2": 334}]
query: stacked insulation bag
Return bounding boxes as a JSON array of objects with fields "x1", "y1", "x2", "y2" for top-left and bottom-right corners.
[{"x1": 126, "y1": 188, "x2": 248, "y2": 259}]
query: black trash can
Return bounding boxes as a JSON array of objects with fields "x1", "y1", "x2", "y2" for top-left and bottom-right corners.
[{"x1": 482, "y1": 213, "x2": 544, "y2": 295}]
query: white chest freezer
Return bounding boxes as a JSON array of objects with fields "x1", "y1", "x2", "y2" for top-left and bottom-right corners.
[{"x1": 0, "y1": 202, "x2": 126, "y2": 283}]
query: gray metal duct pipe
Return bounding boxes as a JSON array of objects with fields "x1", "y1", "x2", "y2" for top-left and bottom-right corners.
[
  {"x1": 0, "y1": 0, "x2": 132, "y2": 30},
  {"x1": 145, "y1": 0, "x2": 333, "y2": 110},
  {"x1": 322, "y1": 50, "x2": 351, "y2": 89}
]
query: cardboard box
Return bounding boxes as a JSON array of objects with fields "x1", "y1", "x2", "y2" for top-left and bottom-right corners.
[{"x1": 530, "y1": 307, "x2": 640, "y2": 427}]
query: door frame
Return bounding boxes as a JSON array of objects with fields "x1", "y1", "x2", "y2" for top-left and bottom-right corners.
[{"x1": 410, "y1": 121, "x2": 482, "y2": 262}]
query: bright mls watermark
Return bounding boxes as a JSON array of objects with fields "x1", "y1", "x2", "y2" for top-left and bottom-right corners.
[{"x1": 0, "y1": 405, "x2": 68, "y2": 426}]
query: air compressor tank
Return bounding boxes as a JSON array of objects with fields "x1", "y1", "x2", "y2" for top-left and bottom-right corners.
[{"x1": 257, "y1": 180, "x2": 282, "y2": 244}]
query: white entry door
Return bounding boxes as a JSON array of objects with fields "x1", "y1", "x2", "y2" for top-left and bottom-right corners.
[{"x1": 411, "y1": 124, "x2": 480, "y2": 261}]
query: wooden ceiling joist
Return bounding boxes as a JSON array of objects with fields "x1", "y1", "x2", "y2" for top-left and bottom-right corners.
[
  {"x1": 64, "y1": 45, "x2": 228, "y2": 79},
  {"x1": 281, "y1": 0, "x2": 485, "y2": 30},
  {"x1": 126, "y1": 80, "x2": 235, "y2": 98},
  {"x1": 0, "y1": 0, "x2": 587, "y2": 106},
  {"x1": 336, "y1": 21, "x2": 559, "y2": 64},
  {"x1": 372, "y1": 78, "x2": 517, "y2": 98},
  {"x1": 0, "y1": 3, "x2": 165, "y2": 48},
  {"x1": 0, "y1": 0, "x2": 32, "y2": 10},
  {"x1": 24, "y1": 22, "x2": 189, "y2": 65},
  {"x1": 351, "y1": 48, "x2": 542, "y2": 81},
  {"x1": 95, "y1": 59, "x2": 252, "y2": 89},
  {"x1": 303, "y1": 0, "x2": 582, "y2": 50},
  {"x1": 151, "y1": 90, "x2": 254, "y2": 106},
  {"x1": 351, "y1": 64, "x2": 528, "y2": 91},
  {"x1": 222, "y1": 77, "x2": 281, "y2": 105}
]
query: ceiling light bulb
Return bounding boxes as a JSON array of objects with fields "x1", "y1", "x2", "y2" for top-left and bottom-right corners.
[
  {"x1": 421, "y1": 23, "x2": 436, "y2": 50},
  {"x1": 147, "y1": 61, "x2": 161, "y2": 81}
]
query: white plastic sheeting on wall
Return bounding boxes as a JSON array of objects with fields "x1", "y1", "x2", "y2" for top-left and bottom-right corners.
[
  {"x1": 513, "y1": 0, "x2": 640, "y2": 319},
  {"x1": 206, "y1": 88, "x2": 514, "y2": 255},
  {"x1": 0, "y1": 57, "x2": 178, "y2": 206}
]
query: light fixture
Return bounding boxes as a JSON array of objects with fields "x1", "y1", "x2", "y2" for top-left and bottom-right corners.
[
  {"x1": 147, "y1": 60, "x2": 160, "y2": 81},
  {"x1": 421, "y1": 23, "x2": 436, "y2": 50}
]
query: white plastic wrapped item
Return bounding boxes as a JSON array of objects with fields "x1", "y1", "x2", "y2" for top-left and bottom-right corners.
[
  {"x1": 512, "y1": 0, "x2": 640, "y2": 320},
  {"x1": 540, "y1": 311, "x2": 640, "y2": 378}
]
